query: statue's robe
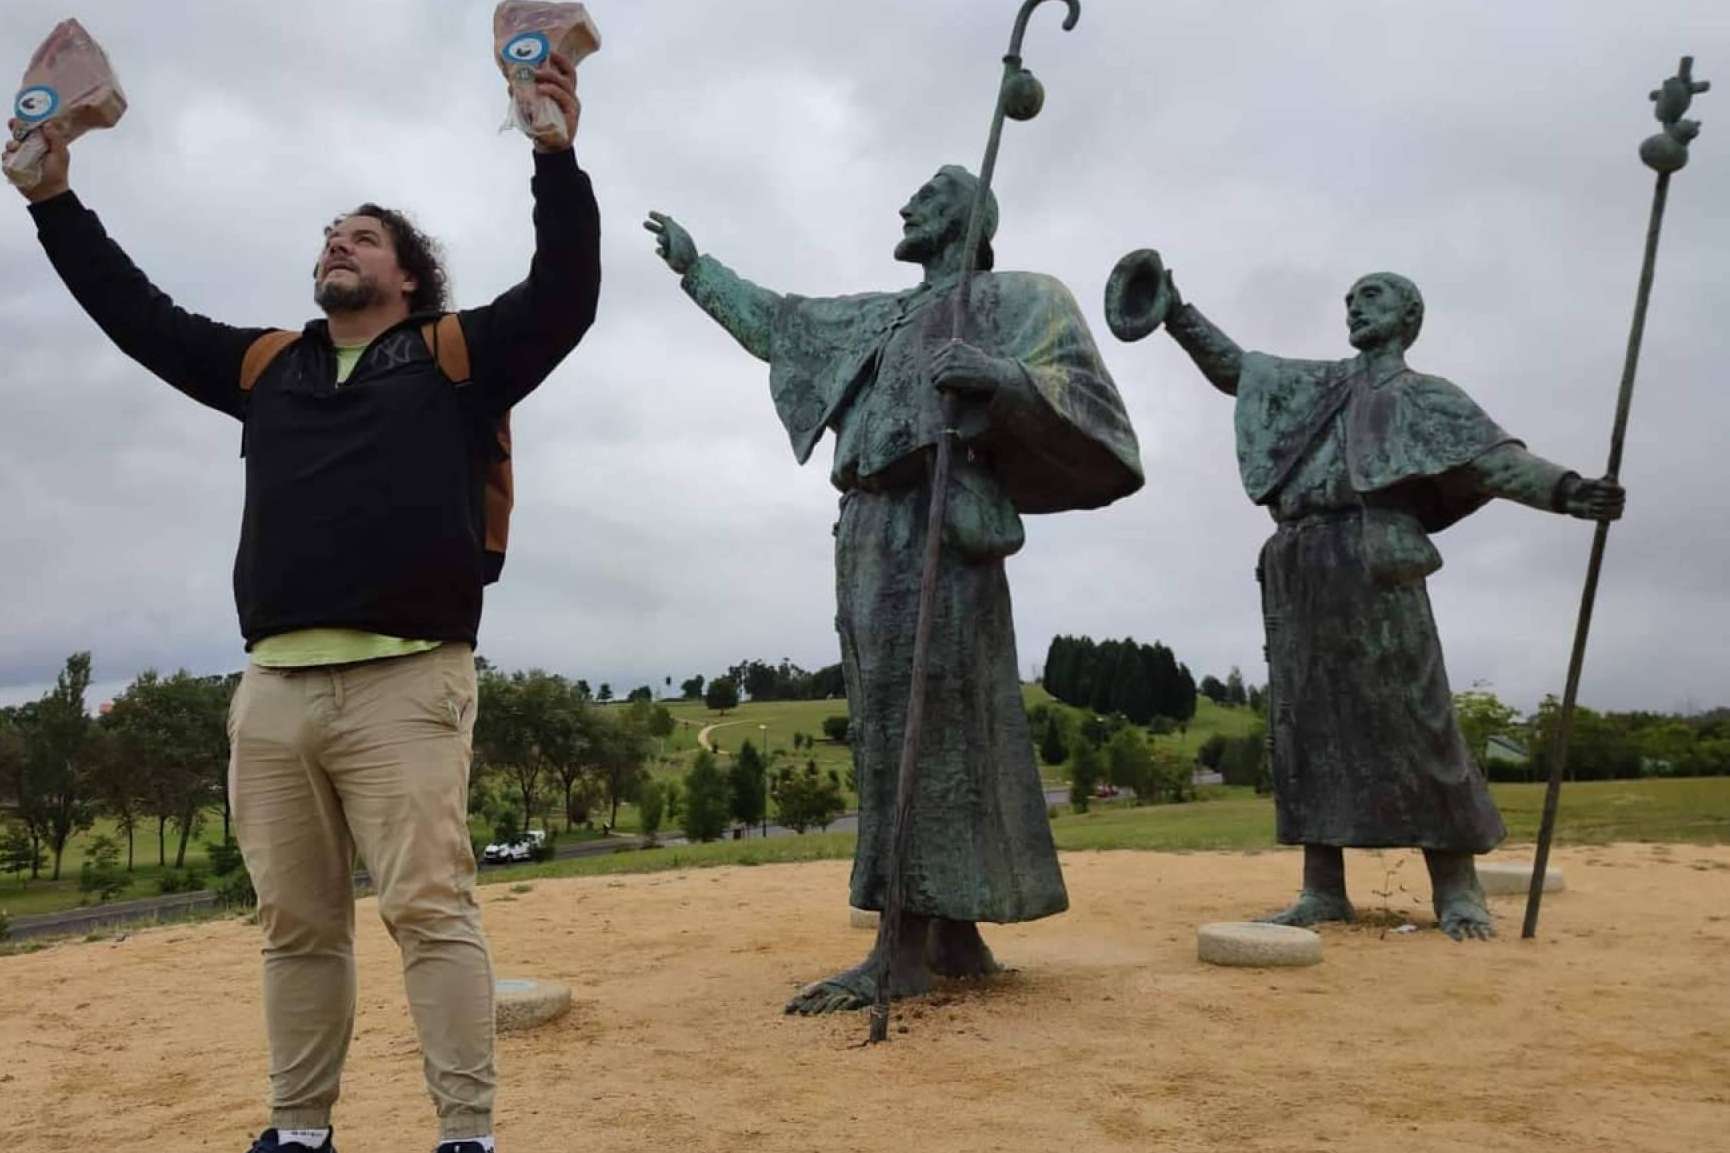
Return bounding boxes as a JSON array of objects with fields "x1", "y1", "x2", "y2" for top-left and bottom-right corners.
[
  {"x1": 1236, "y1": 352, "x2": 1529, "y2": 852},
  {"x1": 690, "y1": 258, "x2": 1141, "y2": 921}
]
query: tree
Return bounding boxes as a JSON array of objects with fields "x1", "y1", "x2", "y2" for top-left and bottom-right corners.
[
  {"x1": 704, "y1": 677, "x2": 740, "y2": 715},
  {"x1": 598, "y1": 702, "x2": 653, "y2": 829},
  {"x1": 680, "y1": 674, "x2": 705, "y2": 701},
  {"x1": 626, "y1": 685, "x2": 653, "y2": 704},
  {"x1": 1106, "y1": 727, "x2": 1155, "y2": 800},
  {"x1": 78, "y1": 832, "x2": 128, "y2": 903},
  {"x1": 729, "y1": 739, "x2": 768, "y2": 831},
  {"x1": 1225, "y1": 666, "x2": 1248, "y2": 707},
  {"x1": 1453, "y1": 689, "x2": 1521, "y2": 775},
  {"x1": 681, "y1": 751, "x2": 730, "y2": 843},
  {"x1": 0, "y1": 821, "x2": 42, "y2": 886},
  {"x1": 638, "y1": 779, "x2": 666, "y2": 844},
  {"x1": 1068, "y1": 736, "x2": 1103, "y2": 814},
  {"x1": 475, "y1": 667, "x2": 568, "y2": 834},
  {"x1": 598, "y1": 683, "x2": 613, "y2": 703},
  {"x1": 27, "y1": 652, "x2": 98, "y2": 880},
  {"x1": 772, "y1": 760, "x2": 847, "y2": 833},
  {"x1": 574, "y1": 679, "x2": 593, "y2": 702},
  {"x1": 1199, "y1": 675, "x2": 1229, "y2": 704},
  {"x1": 102, "y1": 670, "x2": 230, "y2": 869},
  {"x1": 1038, "y1": 711, "x2": 1069, "y2": 766}
]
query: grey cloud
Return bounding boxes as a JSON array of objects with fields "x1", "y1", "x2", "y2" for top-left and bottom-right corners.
[{"x1": 2, "y1": 0, "x2": 1726, "y2": 715}]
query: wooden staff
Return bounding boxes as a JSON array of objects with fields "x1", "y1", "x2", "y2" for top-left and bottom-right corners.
[
  {"x1": 1523, "y1": 57, "x2": 1709, "y2": 939},
  {"x1": 869, "y1": 0, "x2": 1082, "y2": 1044}
]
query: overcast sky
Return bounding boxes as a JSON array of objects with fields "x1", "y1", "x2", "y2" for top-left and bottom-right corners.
[{"x1": 1, "y1": 0, "x2": 1725, "y2": 716}]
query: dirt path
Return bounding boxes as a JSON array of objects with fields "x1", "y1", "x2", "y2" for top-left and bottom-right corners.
[
  {"x1": 696, "y1": 718, "x2": 747, "y2": 752},
  {"x1": 3, "y1": 843, "x2": 1727, "y2": 1152}
]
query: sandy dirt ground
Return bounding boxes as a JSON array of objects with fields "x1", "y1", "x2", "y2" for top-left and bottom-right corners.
[{"x1": 3, "y1": 843, "x2": 1728, "y2": 1153}]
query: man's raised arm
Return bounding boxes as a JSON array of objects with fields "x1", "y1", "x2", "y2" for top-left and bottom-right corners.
[
  {"x1": 644, "y1": 211, "x2": 781, "y2": 362},
  {"x1": 10, "y1": 119, "x2": 266, "y2": 420},
  {"x1": 457, "y1": 52, "x2": 601, "y2": 415}
]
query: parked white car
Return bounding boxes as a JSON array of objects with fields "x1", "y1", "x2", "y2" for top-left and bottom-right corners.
[{"x1": 482, "y1": 829, "x2": 546, "y2": 864}]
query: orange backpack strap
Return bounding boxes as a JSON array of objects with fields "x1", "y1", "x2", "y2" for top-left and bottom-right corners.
[
  {"x1": 420, "y1": 314, "x2": 471, "y2": 383},
  {"x1": 422, "y1": 314, "x2": 515, "y2": 582},
  {"x1": 239, "y1": 330, "x2": 300, "y2": 392}
]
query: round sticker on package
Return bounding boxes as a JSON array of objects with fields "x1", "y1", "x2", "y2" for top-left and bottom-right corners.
[
  {"x1": 14, "y1": 85, "x2": 58, "y2": 123},
  {"x1": 502, "y1": 32, "x2": 550, "y2": 67}
]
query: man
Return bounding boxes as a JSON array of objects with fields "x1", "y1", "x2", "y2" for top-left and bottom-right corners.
[
  {"x1": 645, "y1": 166, "x2": 1142, "y2": 1012},
  {"x1": 1150, "y1": 266, "x2": 1622, "y2": 939},
  {"x1": 7, "y1": 53, "x2": 599, "y2": 1152}
]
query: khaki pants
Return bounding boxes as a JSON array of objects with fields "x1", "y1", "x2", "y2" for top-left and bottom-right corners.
[{"x1": 228, "y1": 643, "x2": 494, "y2": 1141}]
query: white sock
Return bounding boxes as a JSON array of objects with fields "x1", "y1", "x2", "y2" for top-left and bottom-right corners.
[
  {"x1": 278, "y1": 1130, "x2": 330, "y2": 1150},
  {"x1": 437, "y1": 1138, "x2": 495, "y2": 1152}
]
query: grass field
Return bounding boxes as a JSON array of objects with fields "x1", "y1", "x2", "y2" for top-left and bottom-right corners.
[{"x1": 474, "y1": 776, "x2": 1730, "y2": 890}]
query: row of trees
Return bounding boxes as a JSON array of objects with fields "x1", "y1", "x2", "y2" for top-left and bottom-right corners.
[
  {"x1": 1042, "y1": 635, "x2": 1199, "y2": 725},
  {"x1": 669, "y1": 740, "x2": 848, "y2": 843},
  {"x1": 473, "y1": 661, "x2": 677, "y2": 837},
  {"x1": 680, "y1": 659, "x2": 846, "y2": 706},
  {"x1": 1, "y1": 653, "x2": 236, "y2": 884}
]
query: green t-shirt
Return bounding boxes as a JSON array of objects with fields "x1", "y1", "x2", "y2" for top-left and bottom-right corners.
[{"x1": 250, "y1": 344, "x2": 442, "y2": 669}]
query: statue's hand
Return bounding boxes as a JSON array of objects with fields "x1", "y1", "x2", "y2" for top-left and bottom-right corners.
[
  {"x1": 1565, "y1": 476, "x2": 1626, "y2": 522},
  {"x1": 643, "y1": 211, "x2": 698, "y2": 275},
  {"x1": 930, "y1": 338, "x2": 1018, "y2": 400},
  {"x1": 1155, "y1": 267, "x2": 1183, "y2": 319}
]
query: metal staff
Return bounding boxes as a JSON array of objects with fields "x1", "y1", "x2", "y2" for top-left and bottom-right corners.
[
  {"x1": 868, "y1": 0, "x2": 1081, "y2": 1045},
  {"x1": 1522, "y1": 57, "x2": 1709, "y2": 940}
]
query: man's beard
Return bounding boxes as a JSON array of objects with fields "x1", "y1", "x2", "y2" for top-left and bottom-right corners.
[{"x1": 315, "y1": 273, "x2": 387, "y2": 314}]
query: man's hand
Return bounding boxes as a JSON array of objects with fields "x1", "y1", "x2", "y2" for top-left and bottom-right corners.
[
  {"x1": 929, "y1": 338, "x2": 1019, "y2": 400},
  {"x1": 4, "y1": 118, "x2": 71, "y2": 203},
  {"x1": 644, "y1": 211, "x2": 698, "y2": 275},
  {"x1": 528, "y1": 53, "x2": 580, "y2": 151},
  {"x1": 1564, "y1": 476, "x2": 1626, "y2": 522}
]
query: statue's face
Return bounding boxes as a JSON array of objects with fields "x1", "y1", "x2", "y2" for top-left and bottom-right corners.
[
  {"x1": 894, "y1": 173, "x2": 967, "y2": 264},
  {"x1": 1346, "y1": 276, "x2": 1414, "y2": 351}
]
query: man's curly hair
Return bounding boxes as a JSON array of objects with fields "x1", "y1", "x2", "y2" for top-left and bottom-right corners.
[{"x1": 341, "y1": 203, "x2": 450, "y2": 314}]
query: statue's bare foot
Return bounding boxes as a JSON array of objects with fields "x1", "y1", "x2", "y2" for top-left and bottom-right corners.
[
  {"x1": 1434, "y1": 891, "x2": 1495, "y2": 941},
  {"x1": 925, "y1": 919, "x2": 1002, "y2": 979},
  {"x1": 784, "y1": 955, "x2": 933, "y2": 1015},
  {"x1": 785, "y1": 911, "x2": 933, "y2": 1015},
  {"x1": 1258, "y1": 890, "x2": 1355, "y2": 927}
]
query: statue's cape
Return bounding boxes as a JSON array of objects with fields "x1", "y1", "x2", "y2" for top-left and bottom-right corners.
[
  {"x1": 1235, "y1": 351, "x2": 1518, "y2": 532},
  {"x1": 766, "y1": 271, "x2": 1143, "y2": 515}
]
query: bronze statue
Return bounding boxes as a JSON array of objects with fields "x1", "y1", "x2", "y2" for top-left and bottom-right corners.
[
  {"x1": 1106, "y1": 256, "x2": 1623, "y2": 939},
  {"x1": 646, "y1": 165, "x2": 1141, "y2": 1010}
]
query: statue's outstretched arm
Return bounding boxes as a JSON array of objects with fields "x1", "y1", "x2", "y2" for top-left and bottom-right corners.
[
  {"x1": 1163, "y1": 284, "x2": 1243, "y2": 396},
  {"x1": 645, "y1": 211, "x2": 780, "y2": 361},
  {"x1": 1469, "y1": 443, "x2": 1626, "y2": 521}
]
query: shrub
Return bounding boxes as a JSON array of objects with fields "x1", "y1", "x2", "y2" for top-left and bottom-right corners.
[
  {"x1": 821, "y1": 715, "x2": 850, "y2": 744},
  {"x1": 215, "y1": 868, "x2": 257, "y2": 909},
  {"x1": 78, "y1": 834, "x2": 128, "y2": 903},
  {"x1": 639, "y1": 779, "x2": 666, "y2": 842},
  {"x1": 207, "y1": 838, "x2": 245, "y2": 877},
  {"x1": 772, "y1": 760, "x2": 847, "y2": 833}
]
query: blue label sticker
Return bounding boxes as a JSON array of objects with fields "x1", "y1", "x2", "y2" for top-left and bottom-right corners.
[
  {"x1": 502, "y1": 32, "x2": 550, "y2": 67},
  {"x1": 14, "y1": 85, "x2": 58, "y2": 123}
]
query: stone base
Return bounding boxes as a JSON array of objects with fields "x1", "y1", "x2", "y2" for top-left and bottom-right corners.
[
  {"x1": 495, "y1": 977, "x2": 572, "y2": 1033},
  {"x1": 1477, "y1": 860, "x2": 1565, "y2": 897},
  {"x1": 1197, "y1": 922, "x2": 1322, "y2": 968},
  {"x1": 849, "y1": 907, "x2": 879, "y2": 930}
]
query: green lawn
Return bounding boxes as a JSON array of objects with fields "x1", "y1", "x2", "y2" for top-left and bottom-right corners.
[{"x1": 473, "y1": 776, "x2": 1730, "y2": 890}]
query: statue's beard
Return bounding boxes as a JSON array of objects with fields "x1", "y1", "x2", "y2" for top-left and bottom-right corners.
[
  {"x1": 894, "y1": 219, "x2": 963, "y2": 265},
  {"x1": 315, "y1": 272, "x2": 388, "y2": 315},
  {"x1": 1348, "y1": 318, "x2": 1402, "y2": 351}
]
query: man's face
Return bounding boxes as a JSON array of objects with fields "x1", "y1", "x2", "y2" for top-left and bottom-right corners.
[
  {"x1": 313, "y1": 215, "x2": 415, "y2": 315},
  {"x1": 1345, "y1": 276, "x2": 1412, "y2": 351},
  {"x1": 894, "y1": 174, "x2": 966, "y2": 264}
]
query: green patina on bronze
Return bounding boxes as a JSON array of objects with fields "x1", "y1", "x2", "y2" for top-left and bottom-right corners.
[
  {"x1": 647, "y1": 163, "x2": 1141, "y2": 1008},
  {"x1": 1109, "y1": 260, "x2": 1622, "y2": 940}
]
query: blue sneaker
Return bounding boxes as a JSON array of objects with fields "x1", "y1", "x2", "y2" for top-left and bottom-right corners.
[{"x1": 247, "y1": 1130, "x2": 336, "y2": 1153}]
